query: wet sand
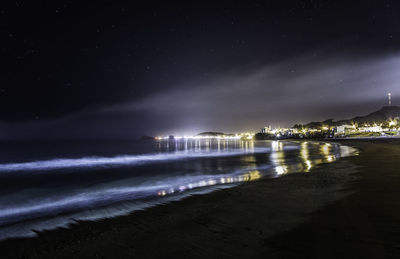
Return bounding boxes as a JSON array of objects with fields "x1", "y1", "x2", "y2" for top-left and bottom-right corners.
[{"x1": 1, "y1": 139, "x2": 400, "y2": 258}]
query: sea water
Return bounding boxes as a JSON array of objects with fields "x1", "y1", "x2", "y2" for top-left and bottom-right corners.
[{"x1": 0, "y1": 139, "x2": 356, "y2": 240}]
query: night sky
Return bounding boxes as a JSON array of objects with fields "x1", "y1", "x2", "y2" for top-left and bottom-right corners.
[{"x1": 2, "y1": 1, "x2": 400, "y2": 139}]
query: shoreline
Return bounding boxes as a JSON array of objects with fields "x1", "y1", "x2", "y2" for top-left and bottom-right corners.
[{"x1": 1, "y1": 139, "x2": 400, "y2": 258}]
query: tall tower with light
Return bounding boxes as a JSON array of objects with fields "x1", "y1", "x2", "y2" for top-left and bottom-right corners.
[{"x1": 388, "y1": 93, "x2": 391, "y2": 105}]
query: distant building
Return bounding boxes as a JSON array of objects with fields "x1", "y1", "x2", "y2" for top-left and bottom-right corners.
[
  {"x1": 336, "y1": 125, "x2": 354, "y2": 134},
  {"x1": 358, "y1": 126, "x2": 383, "y2": 132},
  {"x1": 261, "y1": 126, "x2": 272, "y2": 133}
]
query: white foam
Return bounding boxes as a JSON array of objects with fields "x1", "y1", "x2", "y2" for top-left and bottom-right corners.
[
  {"x1": 0, "y1": 165, "x2": 271, "y2": 225},
  {"x1": 0, "y1": 147, "x2": 280, "y2": 173}
]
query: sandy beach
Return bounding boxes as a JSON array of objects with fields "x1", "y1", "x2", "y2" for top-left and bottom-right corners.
[{"x1": 1, "y1": 139, "x2": 400, "y2": 258}]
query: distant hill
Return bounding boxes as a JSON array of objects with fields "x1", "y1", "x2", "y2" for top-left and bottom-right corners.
[
  {"x1": 196, "y1": 132, "x2": 235, "y2": 136},
  {"x1": 299, "y1": 106, "x2": 400, "y2": 128},
  {"x1": 197, "y1": 132, "x2": 226, "y2": 136},
  {"x1": 336, "y1": 106, "x2": 400, "y2": 125}
]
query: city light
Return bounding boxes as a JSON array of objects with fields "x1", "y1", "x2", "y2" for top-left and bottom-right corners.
[{"x1": 155, "y1": 133, "x2": 255, "y2": 140}]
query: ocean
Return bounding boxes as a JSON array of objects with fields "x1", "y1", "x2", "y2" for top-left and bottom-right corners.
[{"x1": 0, "y1": 139, "x2": 356, "y2": 240}]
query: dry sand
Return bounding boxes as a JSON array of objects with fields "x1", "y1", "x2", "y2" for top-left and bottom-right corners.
[{"x1": 1, "y1": 139, "x2": 400, "y2": 258}]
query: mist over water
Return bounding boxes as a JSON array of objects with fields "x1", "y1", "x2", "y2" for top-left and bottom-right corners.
[{"x1": 0, "y1": 140, "x2": 356, "y2": 240}]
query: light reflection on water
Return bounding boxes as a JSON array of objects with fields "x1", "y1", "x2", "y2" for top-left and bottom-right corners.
[
  {"x1": 300, "y1": 142, "x2": 312, "y2": 172},
  {"x1": 157, "y1": 170, "x2": 261, "y2": 197},
  {"x1": 155, "y1": 138, "x2": 257, "y2": 153},
  {"x1": 154, "y1": 140, "x2": 355, "y2": 197}
]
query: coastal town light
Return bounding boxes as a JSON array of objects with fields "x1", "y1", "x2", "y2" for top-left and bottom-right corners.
[{"x1": 155, "y1": 134, "x2": 247, "y2": 140}]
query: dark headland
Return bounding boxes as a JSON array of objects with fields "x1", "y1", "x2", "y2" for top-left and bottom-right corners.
[{"x1": 1, "y1": 138, "x2": 400, "y2": 258}]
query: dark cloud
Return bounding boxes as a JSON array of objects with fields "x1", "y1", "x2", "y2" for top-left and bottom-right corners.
[
  {"x1": 2, "y1": 49, "x2": 399, "y2": 140},
  {"x1": 106, "y1": 50, "x2": 400, "y2": 133}
]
